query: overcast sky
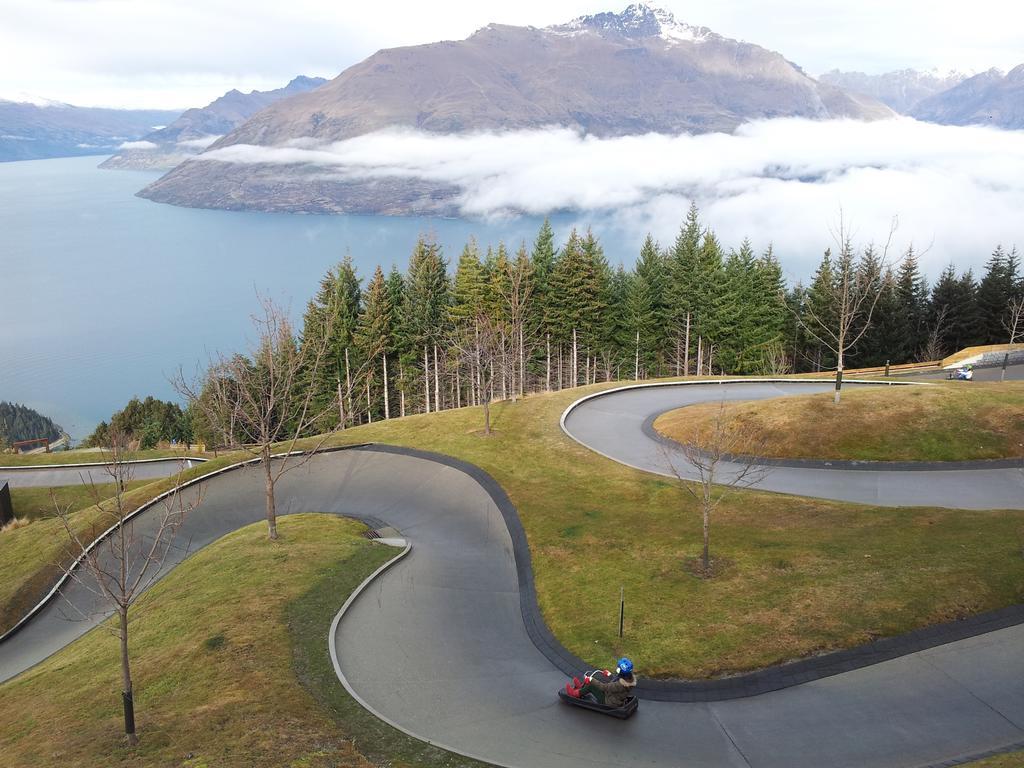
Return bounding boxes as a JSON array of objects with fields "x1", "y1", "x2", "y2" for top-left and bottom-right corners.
[{"x1": 1, "y1": 0, "x2": 1021, "y2": 109}]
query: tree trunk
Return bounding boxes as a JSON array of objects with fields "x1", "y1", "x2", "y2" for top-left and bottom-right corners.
[
  {"x1": 344, "y1": 348, "x2": 352, "y2": 424},
  {"x1": 119, "y1": 608, "x2": 137, "y2": 745},
  {"x1": 263, "y1": 446, "x2": 277, "y2": 539},
  {"x1": 702, "y1": 497, "x2": 711, "y2": 574},
  {"x1": 501, "y1": 330, "x2": 508, "y2": 401},
  {"x1": 366, "y1": 379, "x2": 372, "y2": 423},
  {"x1": 484, "y1": 397, "x2": 491, "y2": 435},
  {"x1": 337, "y1": 375, "x2": 345, "y2": 430},
  {"x1": 382, "y1": 354, "x2": 390, "y2": 420},
  {"x1": 684, "y1": 313, "x2": 691, "y2": 377},
  {"x1": 423, "y1": 345, "x2": 430, "y2": 413},
  {"x1": 635, "y1": 330, "x2": 640, "y2": 380},
  {"x1": 697, "y1": 336, "x2": 703, "y2": 377},
  {"x1": 519, "y1": 325, "x2": 525, "y2": 398},
  {"x1": 834, "y1": 349, "x2": 844, "y2": 405},
  {"x1": 433, "y1": 344, "x2": 441, "y2": 411},
  {"x1": 399, "y1": 361, "x2": 406, "y2": 418},
  {"x1": 572, "y1": 328, "x2": 578, "y2": 387},
  {"x1": 456, "y1": 364, "x2": 461, "y2": 409},
  {"x1": 546, "y1": 334, "x2": 551, "y2": 392}
]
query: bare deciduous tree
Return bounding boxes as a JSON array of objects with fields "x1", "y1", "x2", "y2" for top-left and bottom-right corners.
[
  {"x1": 919, "y1": 305, "x2": 951, "y2": 363},
  {"x1": 450, "y1": 312, "x2": 507, "y2": 435},
  {"x1": 1004, "y1": 295, "x2": 1024, "y2": 347},
  {"x1": 661, "y1": 400, "x2": 769, "y2": 576},
  {"x1": 52, "y1": 432, "x2": 200, "y2": 745},
  {"x1": 799, "y1": 212, "x2": 899, "y2": 403},
  {"x1": 175, "y1": 296, "x2": 335, "y2": 539}
]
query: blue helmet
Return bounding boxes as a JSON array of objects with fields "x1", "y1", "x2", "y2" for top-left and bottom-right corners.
[{"x1": 616, "y1": 657, "x2": 634, "y2": 676}]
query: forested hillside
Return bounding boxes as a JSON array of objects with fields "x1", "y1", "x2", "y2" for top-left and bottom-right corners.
[
  {"x1": 0, "y1": 402, "x2": 63, "y2": 445},
  {"x1": 190, "y1": 204, "x2": 1022, "y2": 438},
  {"x1": 84, "y1": 396, "x2": 192, "y2": 449}
]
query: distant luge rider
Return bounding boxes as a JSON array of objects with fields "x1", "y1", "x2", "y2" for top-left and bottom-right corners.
[{"x1": 565, "y1": 657, "x2": 637, "y2": 707}]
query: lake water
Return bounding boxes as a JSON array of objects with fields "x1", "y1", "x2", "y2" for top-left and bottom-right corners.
[{"x1": 0, "y1": 156, "x2": 641, "y2": 440}]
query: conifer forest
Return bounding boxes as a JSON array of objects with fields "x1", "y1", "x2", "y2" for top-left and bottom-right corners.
[{"x1": 192, "y1": 204, "x2": 1023, "y2": 438}]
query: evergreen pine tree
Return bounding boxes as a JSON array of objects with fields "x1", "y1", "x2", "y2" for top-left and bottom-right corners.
[
  {"x1": 355, "y1": 266, "x2": 396, "y2": 420},
  {"x1": 894, "y1": 247, "x2": 930, "y2": 361},
  {"x1": 299, "y1": 256, "x2": 362, "y2": 426},
  {"x1": 635, "y1": 234, "x2": 669, "y2": 374},
  {"x1": 401, "y1": 237, "x2": 450, "y2": 411}
]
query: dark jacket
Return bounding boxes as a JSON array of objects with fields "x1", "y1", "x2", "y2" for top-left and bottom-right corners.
[{"x1": 588, "y1": 672, "x2": 637, "y2": 707}]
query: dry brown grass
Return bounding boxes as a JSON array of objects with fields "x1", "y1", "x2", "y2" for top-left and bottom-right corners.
[{"x1": 655, "y1": 382, "x2": 1024, "y2": 461}]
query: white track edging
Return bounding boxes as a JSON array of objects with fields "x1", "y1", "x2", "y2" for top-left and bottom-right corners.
[
  {"x1": 327, "y1": 540, "x2": 523, "y2": 768},
  {"x1": 558, "y1": 378, "x2": 924, "y2": 478},
  {"x1": 0, "y1": 456, "x2": 207, "y2": 472},
  {"x1": 0, "y1": 446, "x2": 365, "y2": 645}
]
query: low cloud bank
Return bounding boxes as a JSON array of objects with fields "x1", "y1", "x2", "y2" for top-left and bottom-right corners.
[
  {"x1": 177, "y1": 135, "x2": 221, "y2": 150},
  {"x1": 201, "y1": 118, "x2": 1024, "y2": 279},
  {"x1": 118, "y1": 139, "x2": 157, "y2": 150}
]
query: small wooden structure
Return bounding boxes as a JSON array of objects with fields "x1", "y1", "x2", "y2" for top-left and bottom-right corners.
[{"x1": 12, "y1": 437, "x2": 50, "y2": 453}]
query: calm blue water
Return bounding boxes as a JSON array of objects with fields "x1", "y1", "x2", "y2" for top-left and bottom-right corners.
[{"x1": 0, "y1": 156, "x2": 641, "y2": 440}]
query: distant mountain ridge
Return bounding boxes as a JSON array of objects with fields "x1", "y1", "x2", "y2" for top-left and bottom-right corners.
[
  {"x1": 0, "y1": 99, "x2": 180, "y2": 162},
  {"x1": 819, "y1": 68, "x2": 969, "y2": 114},
  {"x1": 140, "y1": 3, "x2": 893, "y2": 215},
  {"x1": 910, "y1": 66, "x2": 1024, "y2": 129},
  {"x1": 99, "y1": 75, "x2": 327, "y2": 171}
]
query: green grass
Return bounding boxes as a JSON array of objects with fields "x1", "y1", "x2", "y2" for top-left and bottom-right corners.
[
  {"x1": 657, "y1": 381, "x2": 1024, "y2": 462},
  {"x1": 8, "y1": 480, "x2": 153, "y2": 522},
  {"x1": 960, "y1": 749, "x2": 1024, "y2": 767},
  {"x1": 304, "y1": 385, "x2": 1024, "y2": 678},
  {"x1": 0, "y1": 515, "x2": 460, "y2": 768},
  {"x1": 3, "y1": 381, "x2": 1024, "y2": 678},
  {"x1": 0, "y1": 453, "x2": 243, "y2": 635},
  {"x1": 0, "y1": 447, "x2": 210, "y2": 467}
]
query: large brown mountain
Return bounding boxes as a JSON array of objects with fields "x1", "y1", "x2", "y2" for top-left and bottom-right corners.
[
  {"x1": 910, "y1": 66, "x2": 1024, "y2": 129},
  {"x1": 141, "y1": 4, "x2": 893, "y2": 215}
]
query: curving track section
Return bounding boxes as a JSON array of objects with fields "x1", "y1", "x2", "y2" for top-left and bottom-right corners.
[
  {"x1": 2, "y1": 381, "x2": 1024, "y2": 768},
  {"x1": 562, "y1": 380, "x2": 1024, "y2": 509},
  {"x1": 0, "y1": 457, "x2": 204, "y2": 489}
]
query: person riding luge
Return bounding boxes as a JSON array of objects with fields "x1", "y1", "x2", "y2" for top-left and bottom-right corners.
[{"x1": 565, "y1": 657, "x2": 637, "y2": 707}]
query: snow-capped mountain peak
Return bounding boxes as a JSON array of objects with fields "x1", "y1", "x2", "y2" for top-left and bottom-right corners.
[
  {"x1": 0, "y1": 91, "x2": 68, "y2": 108},
  {"x1": 549, "y1": 3, "x2": 713, "y2": 45}
]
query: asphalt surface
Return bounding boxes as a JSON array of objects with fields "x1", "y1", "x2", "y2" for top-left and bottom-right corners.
[
  {"x1": 562, "y1": 379, "x2": 1024, "y2": 509},
  {"x1": 0, "y1": 457, "x2": 203, "y2": 488},
  {"x1": 2, "y1": 377, "x2": 1024, "y2": 767}
]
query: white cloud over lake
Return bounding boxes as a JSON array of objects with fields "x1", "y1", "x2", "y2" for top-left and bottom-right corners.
[
  {"x1": 117, "y1": 140, "x2": 158, "y2": 150},
  {"x1": 199, "y1": 117, "x2": 1023, "y2": 280},
  {"x1": 176, "y1": 135, "x2": 222, "y2": 150}
]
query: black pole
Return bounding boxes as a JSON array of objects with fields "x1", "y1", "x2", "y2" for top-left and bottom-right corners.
[
  {"x1": 618, "y1": 586, "x2": 624, "y2": 639},
  {"x1": 1003, "y1": 353, "x2": 1010, "y2": 382},
  {"x1": 123, "y1": 690, "x2": 135, "y2": 737}
]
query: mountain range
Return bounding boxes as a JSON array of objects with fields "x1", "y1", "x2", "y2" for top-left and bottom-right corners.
[
  {"x1": 0, "y1": 98, "x2": 180, "y2": 162},
  {"x1": 139, "y1": 3, "x2": 894, "y2": 214},
  {"x1": 818, "y1": 68, "x2": 968, "y2": 114},
  {"x1": 909, "y1": 66, "x2": 1024, "y2": 128},
  {"x1": 99, "y1": 76, "x2": 327, "y2": 171},
  {"x1": 6, "y1": 4, "x2": 1020, "y2": 215}
]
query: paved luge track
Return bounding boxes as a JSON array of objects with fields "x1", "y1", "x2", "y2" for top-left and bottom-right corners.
[
  {"x1": 2, "y1": 380, "x2": 1023, "y2": 767},
  {"x1": 0, "y1": 457, "x2": 203, "y2": 489},
  {"x1": 562, "y1": 380, "x2": 1024, "y2": 510}
]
